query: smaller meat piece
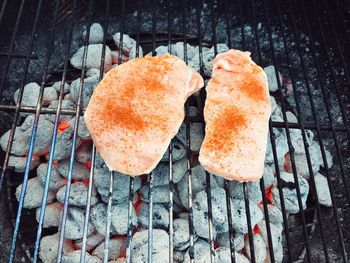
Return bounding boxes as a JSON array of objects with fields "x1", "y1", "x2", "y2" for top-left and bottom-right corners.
[{"x1": 199, "y1": 49, "x2": 271, "y2": 181}]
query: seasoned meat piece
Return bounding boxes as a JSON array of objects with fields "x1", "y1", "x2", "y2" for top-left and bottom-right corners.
[
  {"x1": 85, "y1": 54, "x2": 203, "y2": 175},
  {"x1": 199, "y1": 49, "x2": 271, "y2": 181}
]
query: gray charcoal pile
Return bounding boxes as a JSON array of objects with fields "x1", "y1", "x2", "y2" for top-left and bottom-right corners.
[{"x1": 0, "y1": 22, "x2": 334, "y2": 263}]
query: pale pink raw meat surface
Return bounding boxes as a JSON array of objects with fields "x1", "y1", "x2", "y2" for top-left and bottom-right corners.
[
  {"x1": 199, "y1": 49, "x2": 271, "y2": 182},
  {"x1": 85, "y1": 54, "x2": 204, "y2": 176}
]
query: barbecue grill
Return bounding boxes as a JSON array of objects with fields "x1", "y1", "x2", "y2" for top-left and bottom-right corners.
[{"x1": 0, "y1": 0, "x2": 349, "y2": 262}]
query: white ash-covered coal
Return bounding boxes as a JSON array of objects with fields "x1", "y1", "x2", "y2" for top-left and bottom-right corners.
[
  {"x1": 1, "y1": 23, "x2": 336, "y2": 263},
  {"x1": 62, "y1": 250, "x2": 103, "y2": 263},
  {"x1": 36, "y1": 202, "x2": 62, "y2": 228},
  {"x1": 39, "y1": 233, "x2": 75, "y2": 263}
]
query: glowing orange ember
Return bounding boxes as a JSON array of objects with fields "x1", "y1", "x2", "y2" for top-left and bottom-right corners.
[
  {"x1": 117, "y1": 237, "x2": 128, "y2": 258},
  {"x1": 58, "y1": 122, "x2": 70, "y2": 133},
  {"x1": 259, "y1": 186, "x2": 273, "y2": 206},
  {"x1": 253, "y1": 225, "x2": 261, "y2": 235},
  {"x1": 266, "y1": 191, "x2": 273, "y2": 203},
  {"x1": 134, "y1": 193, "x2": 142, "y2": 214},
  {"x1": 83, "y1": 179, "x2": 89, "y2": 185},
  {"x1": 85, "y1": 161, "x2": 91, "y2": 169},
  {"x1": 112, "y1": 57, "x2": 118, "y2": 65}
]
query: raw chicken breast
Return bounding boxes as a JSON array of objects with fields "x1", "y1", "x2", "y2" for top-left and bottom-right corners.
[
  {"x1": 84, "y1": 54, "x2": 203, "y2": 175},
  {"x1": 199, "y1": 49, "x2": 271, "y2": 181}
]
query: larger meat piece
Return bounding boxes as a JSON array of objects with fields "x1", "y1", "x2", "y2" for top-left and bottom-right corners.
[
  {"x1": 84, "y1": 54, "x2": 203, "y2": 175},
  {"x1": 199, "y1": 49, "x2": 271, "y2": 181}
]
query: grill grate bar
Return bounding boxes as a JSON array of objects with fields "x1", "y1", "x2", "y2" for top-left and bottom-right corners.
[
  {"x1": 223, "y1": 180, "x2": 236, "y2": 262},
  {"x1": 185, "y1": 102, "x2": 195, "y2": 263},
  {"x1": 269, "y1": 122, "x2": 293, "y2": 262},
  {"x1": 288, "y1": 222, "x2": 321, "y2": 233},
  {"x1": 99, "y1": 1, "x2": 114, "y2": 263},
  {"x1": 211, "y1": 1, "x2": 236, "y2": 262},
  {"x1": 259, "y1": 0, "x2": 319, "y2": 261},
  {"x1": 182, "y1": 0, "x2": 195, "y2": 262},
  {"x1": 147, "y1": 173, "x2": 155, "y2": 263},
  {"x1": 63, "y1": 1, "x2": 95, "y2": 262},
  {"x1": 151, "y1": 0, "x2": 157, "y2": 55},
  {"x1": 334, "y1": 0, "x2": 350, "y2": 45},
  {"x1": 269, "y1": 121, "x2": 349, "y2": 132},
  {"x1": 0, "y1": 52, "x2": 38, "y2": 59},
  {"x1": 56, "y1": 0, "x2": 94, "y2": 261},
  {"x1": 246, "y1": 2, "x2": 276, "y2": 261},
  {"x1": 147, "y1": 1, "x2": 157, "y2": 261},
  {"x1": 31, "y1": 0, "x2": 62, "y2": 261},
  {"x1": 167, "y1": 0, "x2": 172, "y2": 54},
  {"x1": 218, "y1": 1, "x2": 237, "y2": 262},
  {"x1": 219, "y1": 0, "x2": 236, "y2": 263},
  {"x1": 81, "y1": 0, "x2": 112, "y2": 261},
  {"x1": 125, "y1": 176, "x2": 135, "y2": 263},
  {"x1": 0, "y1": 0, "x2": 8, "y2": 27},
  {"x1": 167, "y1": 1, "x2": 174, "y2": 262},
  {"x1": 0, "y1": 103, "x2": 349, "y2": 132},
  {"x1": 243, "y1": 183, "x2": 256, "y2": 263},
  {"x1": 237, "y1": 2, "x2": 259, "y2": 262},
  {"x1": 238, "y1": 0, "x2": 245, "y2": 52},
  {"x1": 206, "y1": 1, "x2": 219, "y2": 261},
  {"x1": 125, "y1": 0, "x2": 142, "y2": 262},
  {"x1": 103, "y1": 171, "x2": 114, "y2": 263},
  {"x1": 259, "y1": 178, "x2": 275, "y2": 262},
  {"x1": 205, "y1": 170, "x2": 216, "y2": 262},
  {"x1": 185, "y1": 130, "x2": 195, "y2": 263},
  {"x1": 80, "y1": 145, "x2": 96, "y2": 262},
  {"x1": 168, "y1": 142, "x2": 174, "y2": 263}
]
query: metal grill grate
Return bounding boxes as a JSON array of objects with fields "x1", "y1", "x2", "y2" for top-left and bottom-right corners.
[{"x1": 0, "y1": 0, "x2": 349, "y2": 262}]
